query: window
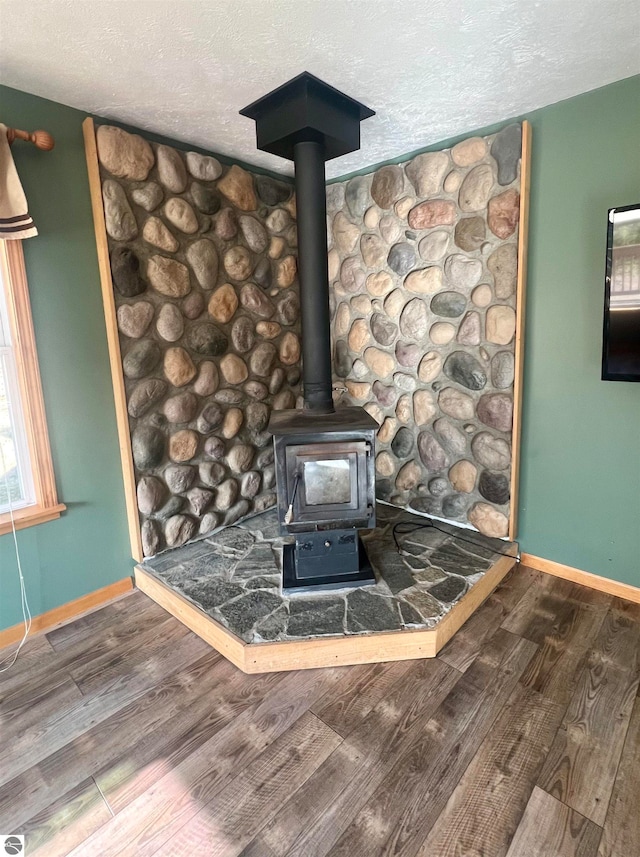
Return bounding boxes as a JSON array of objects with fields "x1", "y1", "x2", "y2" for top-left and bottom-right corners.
[
  {"x1": 0, "y1": 240, "x2": 64, "y2": 534},
  {"x1": 0, "y1": 277, "x2": 35, "y2": 511}
]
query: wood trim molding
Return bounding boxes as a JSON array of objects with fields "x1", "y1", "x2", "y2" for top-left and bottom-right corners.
[
  {"x1": 0, "y1": 240, "x2": 65, "y2": 528},
  {"x1": 521, "y1": 553, "x2": 640, "y2": 604},
  {"x1": 509, "y1": 120, "x2": 532, "y2": 542},
  {"x1": 135, "y1": 552, "x2": 516, "y2": 673},
  {"x1": 82, "y1": 117, "x2": 143, "y2": 562},
  {"x1": 0, "y1": 502, "x2": 66, "y2": 537},
  {"x1": 0, "y1": 576, "x2": 133, "y2": 650}
]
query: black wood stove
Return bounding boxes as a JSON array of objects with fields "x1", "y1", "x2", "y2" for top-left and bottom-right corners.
[
  {"x1": 241, "y1": 74, "x2": 377, "y2": 593},
  {"x1": 270, "y1": 407, "x2": 378, "y2": 593}
]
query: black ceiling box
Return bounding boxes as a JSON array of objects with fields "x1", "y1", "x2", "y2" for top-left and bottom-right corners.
[{"x1": 240, "y1": 71, "x2": 374, "y2": 162}]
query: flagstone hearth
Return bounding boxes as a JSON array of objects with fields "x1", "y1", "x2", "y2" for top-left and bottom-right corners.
[{"x1": 135, "y1": 503, "x2": 518, "y2": 672}]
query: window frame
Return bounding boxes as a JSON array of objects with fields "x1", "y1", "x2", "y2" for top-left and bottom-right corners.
[{"x1": 0, "y1": 239, "x2": 65, "y2": 535}]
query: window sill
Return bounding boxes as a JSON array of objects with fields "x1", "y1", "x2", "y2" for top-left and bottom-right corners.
[{"x1": 0, "y1": 502, "x2": 66, "y2": 536}]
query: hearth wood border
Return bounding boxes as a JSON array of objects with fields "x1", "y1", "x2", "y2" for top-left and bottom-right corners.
[
  {"x1": 509, "y1": 119, "x2": 532, "y2": 541},
  {"x1": 83, "y1": 117, "x2": 144, "y2": 562},
  {"x1": 134, "y1": 551, "x2": 516, "y2": 673}
]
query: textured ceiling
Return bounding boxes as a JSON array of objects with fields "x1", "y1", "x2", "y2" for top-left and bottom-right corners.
[{"x1": 1, "y1": 0, "x2": 638, "y2": 179}]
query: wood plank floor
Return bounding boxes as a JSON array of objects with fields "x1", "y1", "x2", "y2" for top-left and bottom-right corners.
[{"x1": 0, "y1": 566, "x2": 638, "y2": 857}]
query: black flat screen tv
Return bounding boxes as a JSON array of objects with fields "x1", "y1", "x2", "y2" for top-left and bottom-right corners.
[{"x1": 602, "y1": 203, "x2": 640, "y2": 381}]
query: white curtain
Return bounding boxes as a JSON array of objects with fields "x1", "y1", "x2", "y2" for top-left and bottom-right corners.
[{"x1": 0, "y1": 123, "x2": 37, "y2": 239}]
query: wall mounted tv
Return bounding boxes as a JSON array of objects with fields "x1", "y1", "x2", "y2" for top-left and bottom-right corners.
[{"x1": 602, "y1": 203, "x2": 640, "y2": 381}]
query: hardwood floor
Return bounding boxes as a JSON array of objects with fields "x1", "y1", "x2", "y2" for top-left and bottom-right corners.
[{"x1": 0, "y1": 566, "x2": 638, "y2": 857}]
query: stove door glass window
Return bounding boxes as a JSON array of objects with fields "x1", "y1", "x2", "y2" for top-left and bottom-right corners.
[
  {"x1": 303, "y1": 458, "x2": 351, "y2": 506},
  {"x1": 283, "y1": 441, "x2": 369, "y2": 525}
]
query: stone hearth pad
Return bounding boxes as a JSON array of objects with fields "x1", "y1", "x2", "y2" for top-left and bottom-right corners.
[{"x1": 140, "y1": 503, "x2": 518, "y2": 645}]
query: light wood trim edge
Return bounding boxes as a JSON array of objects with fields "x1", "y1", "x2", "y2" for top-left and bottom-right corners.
[
  {"x1": 82, "y1": 117, "x2": 143, "y2": 562},
  {"x1": 0, "y1": 502, "x2": 66, "y2": 536},
  {"x1": 435, "y1": 551, "x2": 517, "y2": 652},
  {"x1": 0, "y1": 576, "x2": 133, "y2": 649},
  {"x1": 244, "y1": 624, "x2": 438, "y2": 673},
  {"x1": 521, "y1": 553, "x2": 640, "y2": 604},
  {"x1": 509, "y1": 120, "x2": 532, "y2": 542},
  {"x1": 134, "y1": 566, "x2": 247, "y2": 670},
  {"x1": 0, "y1": 240, "x2": 62, "y2": 513}
]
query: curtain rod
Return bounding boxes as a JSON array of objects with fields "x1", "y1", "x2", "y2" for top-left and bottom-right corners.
[{"x1": 6, "y1": 127, "x2": 55, "y2": 151}]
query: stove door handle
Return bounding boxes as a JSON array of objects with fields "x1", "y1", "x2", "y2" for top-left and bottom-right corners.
[{"x1": 284, "y1": 470, "x2": 302, "y2": 525}]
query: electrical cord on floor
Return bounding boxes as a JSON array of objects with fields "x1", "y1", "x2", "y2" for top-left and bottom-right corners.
[
  {"x1": 0, "y1": 441, "x2": 32, "y2": 673},
  {"x1": 391, "y1": 519, "x2": 519, "y2": 560}
]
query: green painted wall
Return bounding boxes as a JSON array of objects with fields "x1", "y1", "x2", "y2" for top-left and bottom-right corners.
[
  {"x1": 1, "y1": 76, "x2": 638, "y2": 634},
  {"x1": 0, "y1": 86, "x2": 132, "y2": 631},
  {"x1": 516, "y1": 75, "x2": 640, "y2": 585}
]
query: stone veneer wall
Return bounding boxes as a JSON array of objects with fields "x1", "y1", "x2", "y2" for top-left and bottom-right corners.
[
  {"x1": 327, "y1": 125, "x2": 523, "y2": 538},
  {"x1": 96, "y1": 125, "x2": 301, "y2": 556}
]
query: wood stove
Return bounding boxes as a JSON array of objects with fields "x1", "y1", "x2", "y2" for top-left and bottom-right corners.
[
  {"x1": 271, "y1": 407, "x2": 377, "y2": 593},
  {"x1": 241, "y1": 73, "x2": 377, "y2": 593}
]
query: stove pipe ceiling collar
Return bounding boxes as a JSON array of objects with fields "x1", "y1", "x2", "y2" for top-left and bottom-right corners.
[{"x1": 240, "y1": 73, "x2": 375, "y2": 414}]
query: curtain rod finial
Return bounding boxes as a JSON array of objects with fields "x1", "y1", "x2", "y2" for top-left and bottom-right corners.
[{"x1": 6, "y1": 127, "x2": 55, "y2": 151}]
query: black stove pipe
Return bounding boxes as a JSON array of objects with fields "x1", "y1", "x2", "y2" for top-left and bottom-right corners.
[
  {"x1": 240, "y1": 73, "x2": 373, "y2": 413},
  {"x1": 293, "y1": 139, "x2": 335, "y2": 414}
]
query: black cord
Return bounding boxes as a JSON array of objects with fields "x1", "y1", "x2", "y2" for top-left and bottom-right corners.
[{"x1": 391, "y1": 520, "x2": 517, "y2": 559}]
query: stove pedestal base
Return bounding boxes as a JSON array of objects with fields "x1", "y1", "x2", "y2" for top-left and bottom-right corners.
[{"x1": 282, "y1": 535, "x2": 375, "y2": 596}]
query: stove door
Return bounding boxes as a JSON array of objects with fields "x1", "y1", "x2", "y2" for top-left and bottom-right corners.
[{"x1": 284, "y1": 441, "x2": 371, "y2": 527}]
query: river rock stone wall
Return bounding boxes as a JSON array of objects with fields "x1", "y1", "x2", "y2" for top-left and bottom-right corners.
[
  {"x1": 97, "y1": 124, "x2": 301, "y2": 556},
  {"x1": 327, "y1": 125, "x2": 523, "y2": 538}
]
